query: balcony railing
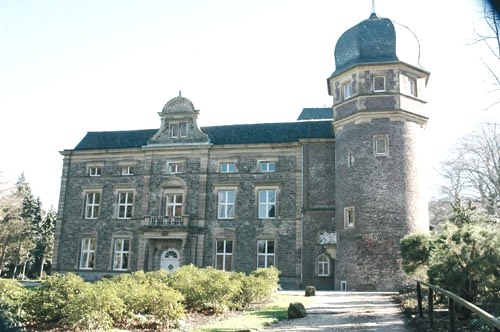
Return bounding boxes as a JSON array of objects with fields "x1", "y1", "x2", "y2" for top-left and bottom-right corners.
[{"x1": 143, "y1": 216, "x2": 189, "y2": 227}]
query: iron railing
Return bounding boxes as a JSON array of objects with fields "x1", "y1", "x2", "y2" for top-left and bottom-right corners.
[{"x1": 143, "y1": 216, "x2": 188, "y2": 227}]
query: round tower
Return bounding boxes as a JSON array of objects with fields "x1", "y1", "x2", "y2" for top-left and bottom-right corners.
[{"x1": 328, "y1": 10, "x2": 430, "y2": 291}]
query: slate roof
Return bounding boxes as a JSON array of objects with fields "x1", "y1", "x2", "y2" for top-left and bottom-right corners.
[
  {"x1": 73, "y1": 121, "x2": 334, "y2": 151},
  {"x1": 297, "y1": 108, "x2": 332, "y2": 121}
]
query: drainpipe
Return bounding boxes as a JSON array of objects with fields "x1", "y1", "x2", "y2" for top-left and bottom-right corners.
[{"x1": 300, "y1": 143, "x2": 305, "y2": 288}]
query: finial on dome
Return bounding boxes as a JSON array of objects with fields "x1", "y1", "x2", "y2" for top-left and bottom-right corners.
[
  {"x1": 369, "y1": 0, "x2": 378, "y2": 18},
  {"x1": 179, "y1": 90, "x2": 182, "y2": 97}
]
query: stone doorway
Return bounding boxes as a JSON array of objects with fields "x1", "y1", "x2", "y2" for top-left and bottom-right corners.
[{"x1": 160, "y1": 248, "x2": 180, "y2": 272}]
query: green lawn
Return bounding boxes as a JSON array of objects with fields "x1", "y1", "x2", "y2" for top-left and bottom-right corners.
[{"x1": 191, "y1": 293, "x2": 313, "y2": 332}]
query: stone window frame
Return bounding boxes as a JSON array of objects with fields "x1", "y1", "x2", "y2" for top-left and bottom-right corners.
[
  {"x1": 83, "y1": 190, "x2": 102, "y2": 219},
  {"x1": 220, "y1": 162, "x2": 237, "y2": 173},
  {"x1": 373, "y1": 75, "x2": 386, "y2": 92},
  {"x1": 217, "y1": 188, "x2": 236, "y2": 219},
  {"x1": 79, "y1": 237, "x2": 96, "y2": 270},
  {"x1": 258, "y1": 160, "x2": 276, "y2": 173},
  {"x1": 373, "y1": 135, "x2": 389, "y2": 157},
  {"x1": 87, "y1": 164, "x2": 103, "y2": 177},
  {"x1": 166, "y1": 160, "x2": 185, "y2": 174},
  {"x1": 316, "y1": 254, "x2": 330, "y2": 277},
  {"x1": 342, "y1": 80, "x2": 352, "y2": 100},
  {"x1": 116, "y1": 190, "x2": 135, "y2": 219},
  {"x1": 257, "y1": 239, "x2": 275, "y2": 268},
  {"x1": 215, "y1": 239, "x2": 233, "y2": 271},
  {"x1": 112, "y1": 237, "x2": 131, "y2": 271},
  {"x1": 257, "y1": 187, "x2": 278, "y2": 219},
  {"x1": 344, "y1": 206, "x2": 355, "y2": 228}
]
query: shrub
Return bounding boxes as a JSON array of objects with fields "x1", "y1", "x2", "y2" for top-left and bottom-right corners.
[
  {"x1": 25, "y1": 273, "x2": 88, "y2": 323},
  {"x1": 0, "y1": 279, "x2": 30, "y2": 331},
  {"x1": 61, "y1": 281, "x2": 124, "y2": 331}
]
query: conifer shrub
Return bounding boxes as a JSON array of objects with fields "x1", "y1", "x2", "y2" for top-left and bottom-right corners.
[{"x1": 0, "y1": 279, "x2": 29, "y2": 331}]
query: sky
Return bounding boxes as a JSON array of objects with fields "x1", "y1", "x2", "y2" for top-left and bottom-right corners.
[{"x1": 0, "y1": 0, "x2": 498, "y2": 210}]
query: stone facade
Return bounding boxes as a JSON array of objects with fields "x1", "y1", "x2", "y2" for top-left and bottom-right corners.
[{"x1": 53, "y1": 12, "x2": 431, "y2": 291}]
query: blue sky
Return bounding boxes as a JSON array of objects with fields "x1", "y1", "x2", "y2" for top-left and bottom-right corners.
[{"x1": 0, "y1": 0, "x2": 498, "y2": 209}]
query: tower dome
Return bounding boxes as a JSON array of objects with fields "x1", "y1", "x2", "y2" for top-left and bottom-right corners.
[
  {"x1": 333, "y1": 13, "x2": 423, "y2": 76},
  {"x1": 161, "y1": 92, "x2": 196, "y2": 114}
]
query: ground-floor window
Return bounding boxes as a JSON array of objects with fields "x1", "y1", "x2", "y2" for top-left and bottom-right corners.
[
  {"x1": 215, "y1": 240, "x2": 233, "y2": 271},
  {"x1": 80, "y1": 238, "x2": 96, "y2": 269},
  {"x1": 317, "y1": 254, "x2": 330, "y2": 276},
  {"x1": 113, "y1": 238, "x2": 130, "y2": 271},
  {"x1": 257, "y1": 240, "x2": 275, "y2": 268}
]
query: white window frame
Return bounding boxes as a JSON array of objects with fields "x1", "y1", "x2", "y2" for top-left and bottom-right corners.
[
  {"x1": 317, "y1": 254, "x2": 330, "y2": 277},
  {"x1": 117, "y1": 191, "x2": 134, "y2": 219},
  {"x1": 167, "y1": 162, "x2": 184, "y2": 174},
  {"x1": 257, "y1": 240, "x2": 275, "y2": 268},
  {"x1": 217, "y1": 190, "x2": 235, "y2": 219},
  {"x1": 258, "y1": 189, "x2": 276, "y2": 219},
  {"x1": 88, "y1": 166, "x2": 102, "y2": 176},
  {"x1": 259, "y1": 161, "x2": 276, "y2": 173},
  {"x1": 215, "y1": 239, "x2": 233, "y2": 271},
  {"x1": 171, "y1": 122, "x2": 188, "y2": 138},
  {"x1": 170, "y1": 123, "x2": 179, "y2": 138},
  {"x1": 344, "y1": 206, "x2": 355, "y2": 228},
  {"x1": 165, "y1": 193, "x2": 183, "y2": 217},
  {"x1": 121, "y1": 165, "x2": 134, "y2": 176},
  {"x1": 84, "y1": 192, "x2": 101, "y2": 219},
  {"x1": 373, "y1": 76, "x2": 386, "y2": 92},
  {"x1": 342, "y1": 81, "x2": 352, "y2": 100},
  {"x1": 179, "y1": 122, "x2": 188, "y2": 137},
  {"x1": 373, "y1": 135, "x2": 389, "y2": 156},
  {"x1": 80, "y1": 238, "x2": 96, "y2": 269},
  {"x1": 113, "y1": 238, "x2": 130, "y2": 271},
  {"x1": 220, "y1": 162, "x2": 236, "y2": 173}
]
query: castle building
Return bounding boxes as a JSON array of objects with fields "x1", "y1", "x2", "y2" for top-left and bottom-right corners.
[{"x1": 53, "y1": 9, "x2": 430, "y2": 291}]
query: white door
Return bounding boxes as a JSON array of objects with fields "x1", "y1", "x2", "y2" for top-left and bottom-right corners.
[{"x1": 160, "y1": 248, "x2": 180, "y2": 272}]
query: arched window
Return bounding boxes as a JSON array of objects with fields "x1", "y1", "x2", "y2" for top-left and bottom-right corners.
[{"x1": 317, "y1": 254, "x2": 330, "y2": 277}]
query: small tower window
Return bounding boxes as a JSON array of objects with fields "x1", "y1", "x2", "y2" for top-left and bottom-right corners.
[
  {"x1": 373, "y1": 76, "x2": 386, "y2": 92},
  {"x1": 373, "y1": 135, "x2": 389, "y2": 156},
  {"x1": 344, "y1": 206, "x2": 355, "y2": 228},
  {"x1": 342, "y1": 81, "x2": 352, "y2": 100},
  {"x1": 401, "y1": 74, "x2": 417, "y2": 97},
  {"x1": 347, "y1": 152, "x2": 354, "y2": 167}
]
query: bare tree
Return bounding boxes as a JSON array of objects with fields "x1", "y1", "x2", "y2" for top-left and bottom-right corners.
[{"x1": 439, "y1": 122, "x2": 500, "y2": 217}]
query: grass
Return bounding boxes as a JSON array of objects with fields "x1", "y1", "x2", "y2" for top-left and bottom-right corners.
[{"x1": 191, "y1": 293, "x2": 313, "y2": 332}]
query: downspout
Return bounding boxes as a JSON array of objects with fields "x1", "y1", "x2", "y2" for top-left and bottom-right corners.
[{"x1": 300, "y1": 143, "x2": 304, "y2": 288}]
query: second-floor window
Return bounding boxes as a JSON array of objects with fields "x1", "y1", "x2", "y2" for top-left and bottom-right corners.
[
  {"x1": 118, "y1": 192, "x2": 134, "y2": 219},
  {"x1": 88, "y1": 166, "x2": 102, "y2": 176},
  {"x1": 220, "y1": 162, "x2": 236, "y2": 173},
  {"x1": 121, "y1": 166, "x2": 134, "y2": 176},
  {"x1": 259, "y1": 161, "x2": 276, "y2": 172},
  {"x1": 258, "y1": 190, "x2": 276, "y2": 219},
  {"x1": 84, "y1": 192, "x2": 100, "y2": 219},
  {"x1": 218, "y1": 191, "x2": 235, "y2": 219},
  {"x1": 166, "y1": 194, "x2": 183, "y2": 217},
  {"x1": 168, "y1": 162, "x2": 184, "y2": 174}
]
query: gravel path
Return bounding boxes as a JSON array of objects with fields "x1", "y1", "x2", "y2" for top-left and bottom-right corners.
[{"x1": 260, "y1": 291, "x2": 412, "y2": 332}]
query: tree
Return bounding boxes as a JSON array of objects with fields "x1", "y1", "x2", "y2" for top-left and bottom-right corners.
[
  {"x1": 438, "y1": 122, "x2": 500, "y2": 217},
  {"x1": 401, "y1": 201, "x2": 500, "y2": 308}
]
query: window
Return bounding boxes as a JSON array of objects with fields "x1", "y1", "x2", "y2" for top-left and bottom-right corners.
[
  {"x1": 373, "y1": 135, "x2": 389, "y2": 156},
  {"x1": 220, "y1": 162, "x2": 236, "y2": 173},
  {"x1": 347, "y1": 152, "x2": 354, "y2": 167},
  {"x1": 215, "y1": 240, "x2": 233, "y2": 271},
  {"x1": 340, "y1": 280, "x2": 347, "y2": 291},
  {"x1": 165, "y1": 194, "x2": 183, "y2": 217},
  {"x1": 218, "y1": 191, "x2": 235, "y2": 219},
  {"x1": 121, "y1": 166, "x2": 134, "y2": 176},
  {"x1": 259, "y1": 161, "x2": 276, "y2": 172},
  {"x1": 117, "y1": 192, "x2": 134, "y2": 219},
  {"x1": 171, "y1": 122, "x2": 188, "y2": 138},
  {"x1": 113, "y1": 238, "x2": 130, "y2": 271},
  {"x1": 168, "y1": 162, "x2": 184, "y2": 174},
  {"x1": 342, "y1": 81, "x2": 352, "y2": 99},
  {"x1": 317, "y1": 254, "x2": 330, "y2": 276},
  {"x1": 258, "y1": 190, "x2": 276, "y2": 219},
  {"x1": 80, "y1": 238, "x2": 96, "y2": 269},
  {"x1": 88, "y1": 166, "x2": 102, "y2": 176},
  {"x1": 84, "y1": 192, "x2": 100, "y2": 219},
  {"x1": 344, "y1": 206, "x2": 355, "y2": 228},
  {"x1": 373, "y1": 76, "x2": 386, "y2": 92},
  {"x1": 257, "y1": 240, "x2": 275, "y2": 268},
  {"x1": 402, "y1": 74, "x2": 417, "y2": 97}
]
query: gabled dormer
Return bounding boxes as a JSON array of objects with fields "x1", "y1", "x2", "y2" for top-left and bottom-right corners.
[{"x1": 148, "y1": 92, "x2": 210, "y2": 145}]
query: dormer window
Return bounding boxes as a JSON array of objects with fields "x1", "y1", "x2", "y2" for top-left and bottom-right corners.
[
  {"x1": 170, "y1": 122, "x2": 188, "y2": 138},
  {"x1": 373, "y1": 76, "x2": 386, "y2": 92},
  {"x1": 342, "y1": 81, "x2": 352, "y2": 100}
]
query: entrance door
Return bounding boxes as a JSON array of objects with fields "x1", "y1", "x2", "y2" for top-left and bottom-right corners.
[{"x1": 160, "y1": 248, "x2": 180, "y2": 272}]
